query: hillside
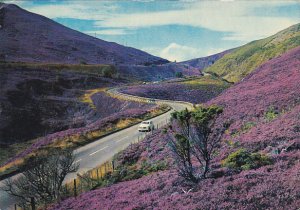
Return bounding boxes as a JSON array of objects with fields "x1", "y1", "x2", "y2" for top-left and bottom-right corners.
[
  {"x1": 52, "y1": 46, "x2": 300, "y2": 209},
  {"x1": 0, "y1": 63, "x2": 159, "y2": 168},
  {"x1": 0, "y1": 3, "x2": 167, "y2": 65},
  {"x1": 180, "y1": 49, "x2": 232, "y2": 70},
  {"x1": 120, "y1": 74, "x2": 231, "y2": 104},
  {"x1": 118, "y1": 63, "x2": 200, "y2": 81},
  {"x1": 205, "y1": 23, "x2": 300, "y2": 82}
]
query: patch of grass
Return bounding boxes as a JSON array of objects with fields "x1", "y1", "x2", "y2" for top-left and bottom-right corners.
[
  {"x1": 231, "y1": 121, "x2": 257, "y2": 138},
  {"x1": 264, "y1": 106, "x2": 279, "y2": 122},
  {"x1": 181, "y1": 74, "x2": 230, "y2": 88},
  {"x1": 222, "y1": 148, "x2": 272, "y2": 171},
  {"x1": 205, "y1": 23, "x2": 300, "y2": 82},
  {"x1": 0, "y1": 62, "x2": 117, "y2": 77},
  {"x1": 80, "y1": 88, "x2": 106, "y2": 109},
  {"x1": 224, "y1": 139, "x2": 240, "y2": 148},
  {"x1": 96, "y1": 160, "x2": 168, "y2": 188},
  {"x1": 239, "y1": 121, "x2": 257, "y2": 134},
  {"x1": 0, "y1": 159, "x2": 24, "y2": 177}
]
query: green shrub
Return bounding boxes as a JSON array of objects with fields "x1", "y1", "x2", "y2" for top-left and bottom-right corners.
[
  {"x1": 98, "y1": 160, "x2": 168, "y2": 188},
  {"x1": 102, "y1": 66, "x2": 117, "y2": 78},
  {"x1": 175, "y1": 72, "x2": 183, "y2": 78},
  {"x1": 241, "y1": 121, "x2": 256, "y2": 132},
  {"x1": 264, "y1": 106, "x2": 279, "y2": 122},
  {"x1": 222, "y1": 148, "x2": 271, "y2": 170}
]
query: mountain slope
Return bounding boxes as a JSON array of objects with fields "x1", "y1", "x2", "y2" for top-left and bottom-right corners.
[
  {"x1": 52, "y1": 46, "x2": 300, "y2": 210},
  {"x1": 180, "y1": 49, "x2": 232, "y2": 70},
  {"x1": 205, "y1": 23, "x2": 300, "y2": 82},
  {"x1": 0, "y1": 3, "x2": 168, "y2": 65}
]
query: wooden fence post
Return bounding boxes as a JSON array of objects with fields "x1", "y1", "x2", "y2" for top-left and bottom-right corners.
[
  {"x1": 80, "y1": 177, "x2": 83, "y2": 193},
  {"x1": 65, "y1": 184, "x2": 68, "y2": 195},
  {"x1": 73, "y1": 179, "x2": 77, "y2": 197},
  {"x1": 30, "y1": 197, "x2": 35, "y2": 210}
]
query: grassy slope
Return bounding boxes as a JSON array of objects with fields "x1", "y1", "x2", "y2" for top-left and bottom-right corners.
[
  {"x1": 0, "y1": 62, "x2": 117, "y2": 77},
  {"x1": 205, "y1": 23, "x2": 300, "y2": 82}
]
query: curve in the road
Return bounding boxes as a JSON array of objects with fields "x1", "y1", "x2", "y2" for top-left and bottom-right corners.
[{"x1": 0, "y1": 87, "x2": 193, "y2": 210}]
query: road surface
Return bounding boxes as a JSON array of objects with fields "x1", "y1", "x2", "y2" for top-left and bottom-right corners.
[{"x1": 0, "y1": 88, "x2": 193, "y2": 209}]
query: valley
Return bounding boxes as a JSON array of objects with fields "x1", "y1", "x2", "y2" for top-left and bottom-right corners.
[{"x1": 0, "y1": 1, "x2": 299, "y2": 210}]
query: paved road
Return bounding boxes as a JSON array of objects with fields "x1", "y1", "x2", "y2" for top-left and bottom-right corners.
[{"x1": 0, "y1": 89, "x2": 193, "y2": 209}]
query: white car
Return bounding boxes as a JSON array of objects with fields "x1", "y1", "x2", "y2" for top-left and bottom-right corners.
[{"x1": 138, "y1": 120, "x2": 154, "y2": 132}]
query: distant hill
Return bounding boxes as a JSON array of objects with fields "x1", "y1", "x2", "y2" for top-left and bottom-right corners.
[
  {"x1": 205, "y1": 23, "x2": 300, "y2": 82},
  {"x1": 0, "y1": 3, "x2": 168, "y2": 65},
  {"x1": 180, "y1": 49, "x2": 232, "y2": 70}
]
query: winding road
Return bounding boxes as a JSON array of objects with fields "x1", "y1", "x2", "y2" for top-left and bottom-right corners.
[{"x1": 0, "y1": 88, "x2": 193, "y2": 210}]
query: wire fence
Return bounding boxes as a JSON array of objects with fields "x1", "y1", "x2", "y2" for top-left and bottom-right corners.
[
  {"x1": 62, "y1": 117, "x2": 171, "y2": 199},
  {"x1": 11, "y1": 116, "x2": 171, "y2": 209}
]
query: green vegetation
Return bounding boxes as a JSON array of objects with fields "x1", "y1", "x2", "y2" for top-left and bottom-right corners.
[
  {"x1": 205, "y1": 23, "x2": 300, "y2": 82},
  {"x1": 264, "y1": 107, "x2": 279, "y2": 122},
  {"x1": 231, "y1": 121, "x2": 257, "y2": 137},
  {"x1": 222, "y1": 148, "x2": 272, "y2": 170},
  {"x1": 241, "y1": 121, "x2": 257, "y2": 132},
  {"x1": 101, "y1": 160, "x2": 168, "y2": 186},
  {"x1": 102, "y1": 65, "x2": 117, "y2": 78},
  {"x1": 175, "y1": 72, "x2": 183, "y2": 78},
  {"x1": 181, "y1": 74, "x2": 231, "y2": 90},
  {"x1": 169, "y1": 105, "x2": 225, "y2": 182},
  {"x1": 0, "y1": 62, "x2": 118, "y2": 78},
  {"x1": 0, "y1": 140, "x2": 36, "y2": 167}
]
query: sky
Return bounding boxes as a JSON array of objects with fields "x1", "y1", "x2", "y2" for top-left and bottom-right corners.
[{"x1": 7, "y1": 0, "x2": 300, "y2": 61}]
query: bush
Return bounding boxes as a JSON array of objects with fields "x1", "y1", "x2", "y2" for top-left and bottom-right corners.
[
  {"x1": 168, "y1": 105, "x2": 226, "y2": 182},
  {"x1": 102, "y1": 66, "x2": 117, "y2": 78},
  {"x1": 99, "y1": 160, "x2": 168, "y2": 187},
  {"x1": 264, "y1": 106, "x2": 279, "y2": 122},
  {"x1": 175, "y1": 72, "x2": 183, "y2": 78},
  {"x1": 222, "y1": 148, "x2": 271, "y2": 171},
  {"x1": 241, "y1": 121, "x2": 256, "y2": 132}
]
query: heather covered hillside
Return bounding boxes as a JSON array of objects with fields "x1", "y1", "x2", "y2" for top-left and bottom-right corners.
[
  {"x1": 0, "y1": 64, "x2": 156, "y2": 166},
  {"x1": 120, "y1": 74, "x2": 231, "y2": 104},
  {"x1": 205, "y1": 23, "x2": 300, "y2": 82},
  {"x1": 52, "y1": 46, "x2": 300, "y2": 209},
  {"x1": 0, "y1": 3, "x2": 167, "y2": 65},
  {"x1": 118, "y1": 62, "x2": 200, "y2": 82},
  {"x1": 180, "y1": 49, "x2": 232, "y2": 70}
]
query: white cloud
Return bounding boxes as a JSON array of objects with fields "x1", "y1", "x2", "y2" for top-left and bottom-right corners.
[
  {"x1": 17, "y1": 1, "x2": 300, "y2": 43},
  {"x1": 159, "y1": 43, "x2": 201, "y2": 62},
  {"x1": 95, "y1": 1, "x2": 299, "y2": 42},
  {"x1": 24, "y1": 3, "x2": 117, "y2": 20},
  {"x1": 144, "y1": 44, "x2": 228, "y2": 61},
  {"x1": 85, "y1": 29, "x2": 128, "y2": 36}
]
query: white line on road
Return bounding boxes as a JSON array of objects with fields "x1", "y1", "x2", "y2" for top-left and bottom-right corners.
[
  {"x1": 116, "y1": 136, "x2": 129, "y2": 142},
  {"x1": 89, "y1": 146, "x2": 109, "y2": 156}
]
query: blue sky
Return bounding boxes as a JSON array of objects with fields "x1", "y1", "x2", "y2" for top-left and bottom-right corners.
[{"x1": 8, "y1": 0, "x2": 300, "y2": 61}]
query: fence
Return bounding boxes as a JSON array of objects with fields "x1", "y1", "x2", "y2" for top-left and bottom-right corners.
[
  {"x1": 62, "y1": 116, "x2": 171, "y2": 199},
  {"x1": 11, "y1": 94, "x2": 173, "y2": 210}
]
